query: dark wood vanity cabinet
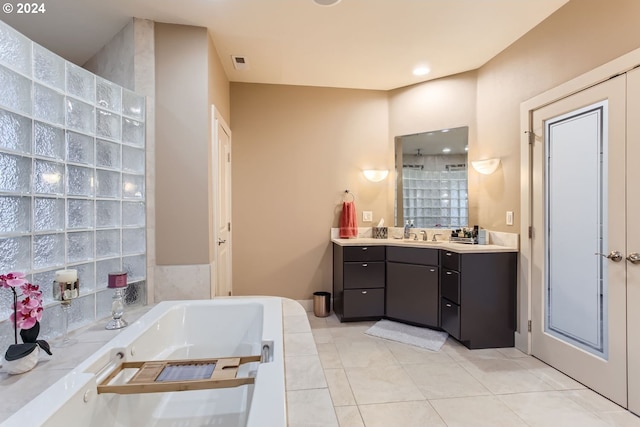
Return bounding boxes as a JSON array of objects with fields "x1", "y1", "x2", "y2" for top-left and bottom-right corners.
[
  {"x1": 440, "y1": 249, "x2": 517, "y2": 349},
  {"x1": 333, "y1": 244, "x2": 386, "y2": 321},
  {"x1": 386, "y1": 247, "x2": 439, "y2": 328}
]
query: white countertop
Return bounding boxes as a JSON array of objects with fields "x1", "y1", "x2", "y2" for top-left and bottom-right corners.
[{"x1": 331, "y1": 237, "x2": 518, "y2": 253}]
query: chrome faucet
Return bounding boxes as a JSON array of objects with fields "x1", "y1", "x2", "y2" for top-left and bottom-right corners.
[
  {"x1": 409, "y1": 232, "x2": 418, "y2": 241},
  {"x1": 420, "y1": 230, "x2": 428, "y2": 241},
  {"x1": 432, "y1": 233, "x2": 442, "y2": 242}
]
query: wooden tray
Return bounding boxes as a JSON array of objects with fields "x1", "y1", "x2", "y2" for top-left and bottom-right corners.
[{"x1": 97, "y1": 355, "x2": 261, "y2": 395}]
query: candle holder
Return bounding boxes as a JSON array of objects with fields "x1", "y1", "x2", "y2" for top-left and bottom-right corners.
[
  {"x1": 106, "y1": 272, "x2": 128, "y2": 330},
  {"x1": 53, "y1": 270, "x2": 80, "y2": 347}
]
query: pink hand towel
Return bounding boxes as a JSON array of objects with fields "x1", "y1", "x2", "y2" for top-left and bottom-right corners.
[{"x1": 339, "y1": 201, "x2": 358, "y2": 238}]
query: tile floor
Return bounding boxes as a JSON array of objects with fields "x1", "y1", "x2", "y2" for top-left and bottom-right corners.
[{"x1": 298, "y1": 311, "x2": 640, "y2": 427}]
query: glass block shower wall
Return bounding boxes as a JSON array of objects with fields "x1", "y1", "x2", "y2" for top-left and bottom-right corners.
[{"x1": 0, "y1": 21, "x2": 147, "y2": 349}]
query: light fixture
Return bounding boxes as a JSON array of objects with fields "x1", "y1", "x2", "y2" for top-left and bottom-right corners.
[
  {"x1": 312, "y1": 0, "x2": 342, "y2": 6},
  {"x1": 471, "y1": 158, "x2": 501, "y2": 175},
  {"x1": 363, "y1": 169, "x2": 389, "y2": 182},
  {"x1": 413, "y1": 66, "x2": 430, "y2": 76}
]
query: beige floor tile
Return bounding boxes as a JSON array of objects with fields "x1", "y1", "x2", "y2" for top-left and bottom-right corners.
[
  {"x1": 345, "y1": 364, "x2": 424, "y2": 405},
  {"x1": 563, "y1": 389, "x2": 626, "y2": 412},
  {"x1": 403, "y1": 361, "x2": 491, "y2": 399},
  {"x1": 308, "y1": 312, "x2": 330, "y2": 329},
  {"x1": 329, "y1": 324, "x2": 378, "y2": 340},
  {"x1": 325, "y1": 368, "x2": 357, "y2": 406},
  {"x1": 499, "y1": 391, "x2": 611, "y2": 427},
  {"x1": 285, "y1": 332, "x2": 318, "y2": 356},
  {"x1": 442, "y1": 342, "x2": 507, "y2": 362},
  {"x1": 334, "y1": 406, "x2": 365, "y2": 427},
  {"x1": 384, "y1": 340, "x2": 457, "y2": 365},
  {"x1": 287, "y1": 388, "x2": 339, "y2": 427},
  {"x1": 317, "y1": 342, "x2": 343, "y2": 369},
  {"x1": 514, "y1": 356, "x2": 586, "y2": 390},
  {"x1": 496, "y1": 347, "x2": 529, "y2": 358},
  {"x1": 285, "y1": 355, "x2": 327, "y2": 391},
  {"x1": 283, "y1": 298, "x2": 307, "y2": 316},
  {"x1": 597, "y1": 411, "x2": 640, "y2": 426},
  {"x1": 334, "y1": 337, "x2": 398, "y2": 368},
  {"x1": 359, "y1": 401, "x2": 447, "y2": 427},
  {"x1": 312, "y1": 329, "x2": 334, "y2": 344},
  {"x1": 431, "y1": 395, "x2": 528, "y2": 427},
  {"x1": 284, "y1": 314, "x2": 312, "y2": 333},
  {"x1": 460, "y1": 358, "x2": 557, "y2": 394}
]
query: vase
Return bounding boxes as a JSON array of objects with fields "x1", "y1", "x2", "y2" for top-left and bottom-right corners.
[{"x1": 2, "y1": 343, "x2": 39, "y2": 374}]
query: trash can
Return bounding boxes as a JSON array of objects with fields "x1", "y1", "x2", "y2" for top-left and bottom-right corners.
[{"x1": 313, "y1": 291, "x2": 331, "y2": 317}]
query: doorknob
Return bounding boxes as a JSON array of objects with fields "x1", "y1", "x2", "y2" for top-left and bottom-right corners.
[
  {"x1": 218, "y1": 238, "x2": 226, "y2": 245},
  {"x1": 595, "y1": 251, "x2": 623, "y2": 262},
  {"x1": 627, "y1": 252, "x2": 640, "y2": 264}
]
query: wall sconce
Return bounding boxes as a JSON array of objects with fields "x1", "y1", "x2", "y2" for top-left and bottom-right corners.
[
  {"x1": 471, "y1": 158, "x2": 501, "y2": 175},
  {"x1": 363, "y1": 169, "x2": 389, "y2": 182}
]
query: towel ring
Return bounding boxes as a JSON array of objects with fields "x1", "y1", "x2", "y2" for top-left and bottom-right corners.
[{"x1": 343, "y1": 190, "x2": 355, "y2": 202}]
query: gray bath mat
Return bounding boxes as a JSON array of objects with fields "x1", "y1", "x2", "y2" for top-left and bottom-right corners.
[{"x1": 365, "y1": 320, "x2": 448, "y2": 352}]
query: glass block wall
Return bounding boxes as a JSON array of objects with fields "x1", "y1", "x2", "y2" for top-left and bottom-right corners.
[
  {"x1": 399, "y1": 153, "x2": 468, "y2": 228},
  {"x1": 0, "y1": 21, "x2": 147, "y2": 349}
]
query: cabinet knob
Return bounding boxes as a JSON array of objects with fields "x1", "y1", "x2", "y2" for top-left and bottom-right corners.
[
  {"x1": 446, "y1": 252, "x2": 452, "y2": 256},
  {"x1": 446, "y1": 303, "x2": 452, "y2": 308},
  {"x1": 362, "y1": 247, "x2": 368, "y2": 251},
  {"x1": 430, "y1": 269, "x2": 435, "y2": 272},
  {"x1": 446, "y1": 271, "x2": 453, "y2": 275},
  {"x1": 361, "y1": 291, "x2": 368, "y2": 294},
  {"x1": 362, "y1": 263, "x2": 368, "y2": 267}
]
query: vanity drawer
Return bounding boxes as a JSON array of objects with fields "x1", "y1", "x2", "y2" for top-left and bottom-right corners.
[
  {"x1": 343, "y1": 288, "x2": 385, "y2": 319},
  {"x1": 344, "y1": 261, "x2": 385, "y2": 289},
  {"x1": 441, "y1": 298, "x2": 461, "y2": 339},
  {"x1": 344, "y1": 246, "x2": 385, "y2": 262},
  {"x1": 387, "y1": 246, "x2": 438, "y2": 265},
  {"x1": 441, "y1": 268, "x2": 460, "y2": 304},
  {"x1": 441, "y1": 250, "x2": 460, "y2": 271}
]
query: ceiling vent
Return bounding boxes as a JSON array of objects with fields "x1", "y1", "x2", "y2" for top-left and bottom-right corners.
[{"x1": 231, "y1": 55, "x2": 249, "y2": 71}]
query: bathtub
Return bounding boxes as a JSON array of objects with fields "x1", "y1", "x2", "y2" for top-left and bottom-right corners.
[{"x1": 2, "y1": 297, "x2": 286, "y2": 427}]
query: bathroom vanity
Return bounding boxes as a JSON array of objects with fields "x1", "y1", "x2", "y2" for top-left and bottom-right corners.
[{"x1": 332, "y1": 238, "x2": 517, "y2": 349}]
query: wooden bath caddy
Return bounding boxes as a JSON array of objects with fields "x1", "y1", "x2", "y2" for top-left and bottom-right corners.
[{"x1": 97, "y1": 355, "x2": 261, "y2": 395}]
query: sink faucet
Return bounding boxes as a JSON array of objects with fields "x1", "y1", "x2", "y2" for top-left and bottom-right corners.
[
  {"x1": 420, "y1": 230, "x2": 428, "y2": 241},
  {"x1": 409, "y1": 232, "x2": 418, "y2": 241},
  {"x1": 432, "y1": 233, "x2": 442, "y2": 242}
]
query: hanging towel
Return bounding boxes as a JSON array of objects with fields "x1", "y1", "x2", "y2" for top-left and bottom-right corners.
[{"x1": 339, "y1": 201, "x2": 358, "y2": 238}]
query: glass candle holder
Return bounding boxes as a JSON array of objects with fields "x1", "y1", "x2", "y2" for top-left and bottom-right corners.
[
  {"x1": 105, "y1": 272, "x2": 128, "y2": 330},
  {"x1": 53, "y1": 269, "x2": 79, "y2": 346}
]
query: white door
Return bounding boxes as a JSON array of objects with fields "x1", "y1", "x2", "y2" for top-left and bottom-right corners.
[
  {"x1": 627, "y1": 68, "x2": 640, "y2": 414},
  {"x1": 530, "y1": 75, "x2": 627, "y2": 406},
  {"x1": 213, "y1": 108, "x2": 232, "y2": 297}
]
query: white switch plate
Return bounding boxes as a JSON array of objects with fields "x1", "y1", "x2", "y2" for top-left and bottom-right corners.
[
  {"x1": 363, "y1": 211, "x2": 373, "y2": 222},
  {"x1": 506, "y1": 211, "x2": 514, "y2": 226}
]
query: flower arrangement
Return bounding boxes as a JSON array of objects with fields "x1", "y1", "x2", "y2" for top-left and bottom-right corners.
[{"x1": 1, "y1": 271, "x2": 51, "y2": 374}]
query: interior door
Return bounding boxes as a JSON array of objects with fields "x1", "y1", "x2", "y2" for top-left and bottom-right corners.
[
  {"x1": 627, "y1": 68, "x2": 640, "y2": 414},
  {"x1": 530, "y1": 76, "x2": 627, "y2": 406},
  {"x1": 213, "y1": 109, "x2": 232, "y2": 297}
]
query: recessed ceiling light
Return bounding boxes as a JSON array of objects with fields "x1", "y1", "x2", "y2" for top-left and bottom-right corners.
[
  {"x1": 413, "y1": 66, "x2": 430, "y2": 76},
  {"x1": 313, "y1": 0, "x2": 342, "y2": 6},
  {"x1": 442, "y1": 148, "x2": 451, "y2": 153}
]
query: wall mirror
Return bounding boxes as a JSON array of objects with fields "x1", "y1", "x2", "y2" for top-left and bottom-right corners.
[{"x1": 394, "y1": 126, "x2": 469, "y2": 228}]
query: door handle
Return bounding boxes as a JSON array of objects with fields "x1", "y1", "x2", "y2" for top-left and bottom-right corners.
[
  {"x1": 218, "y1": 238, "x2": 226, "y2": 245},
  {"x1": 627, "y1": 252, "x2": 640, "y2": 264},
  {"x1": 595, "y1": 251, "x2": 623, "y2": 262}
]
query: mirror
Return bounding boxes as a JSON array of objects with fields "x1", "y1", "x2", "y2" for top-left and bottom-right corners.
[{"x1": 394, "y1": 126, "x2": 468, "y2": 228}]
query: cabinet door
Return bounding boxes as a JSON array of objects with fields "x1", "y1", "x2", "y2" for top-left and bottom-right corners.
[
  {"x1": 343, "y1": 261, "x2": 385, "y2": 289},
  {"x1": 343, "y1": 289, "x2": 385, "y2": 319},
  {"x1": 386, "y1": 262, "x2": 439, "y2": 327}
]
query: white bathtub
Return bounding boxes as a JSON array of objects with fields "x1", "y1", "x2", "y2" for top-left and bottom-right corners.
[{"x1": 2, "y1": 297, "x2": 286, "y2": 427}]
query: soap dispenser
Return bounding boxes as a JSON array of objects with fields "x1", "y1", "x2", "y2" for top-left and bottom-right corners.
[{"x1": 404, "y1": 220, "x2": 410, "y2": 239}]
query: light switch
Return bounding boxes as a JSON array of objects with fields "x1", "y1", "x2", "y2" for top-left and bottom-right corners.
[
  {"x1": 363, "y1": 211, "x2": 373, "y2": 222},
  {"x1": 506, "y1": 211, "x2": 514, "y2": 226}
]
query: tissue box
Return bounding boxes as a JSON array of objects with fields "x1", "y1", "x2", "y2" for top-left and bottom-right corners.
[{"x1": 372, "y1": 227, "x2": 388, "y2": 239}]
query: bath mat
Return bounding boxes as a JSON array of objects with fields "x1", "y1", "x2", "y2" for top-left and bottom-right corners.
[{"x1": 364, "y1": 320, "x2": 448, "y2": 352}]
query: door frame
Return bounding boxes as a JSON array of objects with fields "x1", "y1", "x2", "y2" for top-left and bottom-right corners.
[
  {"x1": 210, "y1": 105, "x2": 232, "y2": 298},
  {"x1": 519, "y1": 47, "x2": 640, "y2": 353}
]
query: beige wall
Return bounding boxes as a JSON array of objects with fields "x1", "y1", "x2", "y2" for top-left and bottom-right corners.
[
  {"x1": 84, "y1": 19, "x2": 135, "y2": 90},
  {"x1": 155, "y1": 23, "x2": 211, "y2": 265},
  {"x1": 475, "y1": 0, "x2": 640, "y2": 232},
  {"x1": 231, "y1": 83, "x2": 388, "y2": 299}
]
